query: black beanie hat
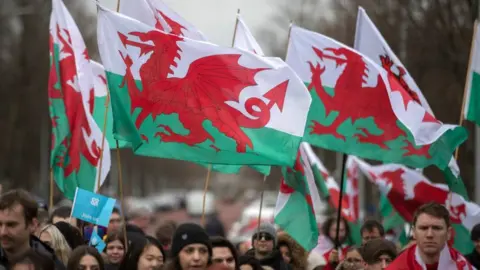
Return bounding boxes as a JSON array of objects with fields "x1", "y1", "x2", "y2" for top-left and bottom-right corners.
[
  {"x1": 171, "y1": 223, "x2": 212, "y2": 258},
  {"x1": 471, "y1": 223, "x2": 480, "y2": 241}
]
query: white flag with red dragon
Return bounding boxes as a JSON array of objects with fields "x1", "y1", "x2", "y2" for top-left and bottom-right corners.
[
  {"x1": 49, "y1": 0, "x2": 110, "y2": 199},
  {"x1": 96, "y1": 6, "x2": 311, "y2": 166}
]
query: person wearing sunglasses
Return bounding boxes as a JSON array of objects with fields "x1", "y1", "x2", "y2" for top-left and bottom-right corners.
[{"x1": 244, "y1": 223, "x2": 290, "y2": 270}]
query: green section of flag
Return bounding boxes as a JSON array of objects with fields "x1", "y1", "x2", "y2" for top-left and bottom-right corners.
[
  {"x1": 92, "y1": 96, "x2": 129, "y2": 149},
  {"x1": 275, "y1": 166, "x2": 318, "y2": 251},
  {"x1": 198, "y1": 163, "x2": 271, "y2": 175},
  {"x1": 452, "y1": 224, "x2": 474, "y2": 255},
  {"x1": 107, "y1": 72, "x2": 301, "y2": 166},
  {"x1": 303, "y1": 84, "x2": 467, "y2": 170},
  {"x1": 466, "y1": 72, "x2": 480, "y2": 126},
  {"x1": 442, "y1": 165, "x2": 470, "y2": 200},
  {"x1": 311, "y1": 164, "x2": 330, "y2": 198}
]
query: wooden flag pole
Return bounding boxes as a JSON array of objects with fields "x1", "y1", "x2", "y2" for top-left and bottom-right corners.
[
  {"x1": 200, "y1": 164, "x2": 212, "y2": 226},
  {"x1": 49, "y1": 168, "x2": 54, "y2": 209},
  {"x1": 231, "y1": 9, "x2": 240, "y2": 47},
  {"x1": 455, "y1": 20, "x2": 478, "y2": 161},
  {"x1": 115, "y1": 140, "x2": 128, "y2": 250},
  {"x1": 255, "y1": 174, "x2": 268, "y2": 236}
]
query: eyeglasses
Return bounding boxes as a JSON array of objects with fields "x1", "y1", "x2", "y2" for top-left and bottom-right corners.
[{"x1": 252, "y1": 233, "x2": 273, "y2": 241}]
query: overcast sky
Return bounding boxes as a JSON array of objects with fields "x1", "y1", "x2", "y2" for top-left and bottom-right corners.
[{"x1": 98, "y1": 0, "x2": 288, "y2": 55}]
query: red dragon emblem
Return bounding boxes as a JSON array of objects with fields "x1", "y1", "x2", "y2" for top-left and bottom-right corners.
[
  {"x1": 307, "y1": 47, "x2": 431, "y2": 158},
  {"x1": 48, "y1": 25, "x2": 101, "y2": 177},
  {"x1": 117, "y1": 28, "x2": 289, "y2": 152}
]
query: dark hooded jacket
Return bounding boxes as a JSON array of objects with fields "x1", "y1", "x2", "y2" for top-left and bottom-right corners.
[
  {"x1": 0, "y1": 235, "x2": 66, "y2": 269},
  {"x1": 245, "y1": 248, "x2": 291, "y2": 270}
]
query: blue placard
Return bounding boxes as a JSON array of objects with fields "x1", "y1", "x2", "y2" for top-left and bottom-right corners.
[{"x1": 71, "y1": 188, "x2": 116, "y2": 227}]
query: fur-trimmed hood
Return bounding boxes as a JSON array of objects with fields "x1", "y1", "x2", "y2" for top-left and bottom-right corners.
[{"x1": 277, "y1": 232, "x2": 308, "y2": 270}]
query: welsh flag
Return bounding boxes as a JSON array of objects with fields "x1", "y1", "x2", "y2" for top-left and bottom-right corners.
[
  {"x1": 274, "y1": 143, "x2": 324, "y2": 250},
  {"x1": 353, "y1": 157, "x2": 480, "y2": 254},
  {"x1": 354, "y1": 7, "x2": 469, "y2": 199},
  {"x1": 49, "y1": 0, "x2": 110, "y2": 199},
  {"x1": 286, "y1": 25, "x2": 467, "y2": 170},
  {"x1": 97, "y1": 7, "x2": 311, "y2": 166},
  {"x1": 302, "y1": 145, "x2": 361, "y2": 246},
  {"x1": 464, "y1": 21, "x2": 480, "y2": 126},
  {"x1": 118, "y1": 0, "x2": 270, "y2": 174},
  {"x1": 90, "y1": 61, "x2": 128, "y2": 148},
  {"x1": 233, "y1": 14, "x2": 265, "y2": 56}
]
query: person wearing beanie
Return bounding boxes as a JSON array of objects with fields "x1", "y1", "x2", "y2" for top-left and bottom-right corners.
[
  {"x1": 361, "y1": 238, "x2": 397, "y2": 269},
  {"x1": 466, "y1": 223, "x2": 480, "y2": 268},
  {"x1": 164, "y1": 223, "x2": 212, "y2": 270},
  {"x1": 244, "y1": 223, "x2": 291, "y2": 270},
  {"x1": 210, "y1": 236, "x2": 238, "y2": 270}
]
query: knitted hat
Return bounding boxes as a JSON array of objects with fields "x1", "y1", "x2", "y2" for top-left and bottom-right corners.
[
  {"x1": 471, "y1": 223, "x2": 480, "y2": 241},
  {"x1": 251, "y1": 223, "x2": 277, "y2": 245},
  {"x1": 171, "y1": 223, "x2": 212, "y2": 258},
  {"x1": 361, "y1": 238, "x2": 397, "y2": 264}
]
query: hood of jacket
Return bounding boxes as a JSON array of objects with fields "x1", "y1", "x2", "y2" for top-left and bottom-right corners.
[{"x1": 277, "y1": 232, "x2": 308, "y2": 270}]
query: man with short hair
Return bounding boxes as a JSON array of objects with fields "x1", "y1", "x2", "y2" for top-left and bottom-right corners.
[
  {"x1": 49, "y1": 206, "x2": 78, "y2": 228},
  {"x1": 362, "y1": 238, "x2": 397, "y2": 269},
  {"x1": 387, "y1": 202, "x2": 473, "y2": 269},
  {"x1": 0, "y1": 189, "x2": 65, "y2": 269},
  {"x1": 361, "y1": 219, "x2": 385, "y2": 244},
  {"x1": 210, "y1": 236, "x2": 238, "y2": 270}
]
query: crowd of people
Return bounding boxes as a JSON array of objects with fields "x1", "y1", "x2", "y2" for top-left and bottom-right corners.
[{"x1": 0, "y1": 188, "x2": 479, "y2": 269}]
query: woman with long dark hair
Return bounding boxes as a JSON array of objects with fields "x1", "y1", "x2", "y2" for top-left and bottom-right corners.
[
  {"x1": 118, "y1": 236, "x2": 165, "y2": 270},
  {"x1": 67, "y1": 245, "x2": 105, "y2": 270}
]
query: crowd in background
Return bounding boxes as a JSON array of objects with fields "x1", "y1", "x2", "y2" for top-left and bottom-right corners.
[{"x1": 0, "y1": 188, "x2": 479, "y2": 270}]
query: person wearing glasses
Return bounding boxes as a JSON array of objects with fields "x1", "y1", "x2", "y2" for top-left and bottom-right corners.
[{"x1": 244, "y1": 223, "x2": 291, "y2": 270}]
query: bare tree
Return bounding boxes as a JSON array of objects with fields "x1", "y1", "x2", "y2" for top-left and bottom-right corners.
[{"x1": 0, "y1": 0, "x2": 98, "y2": 194}]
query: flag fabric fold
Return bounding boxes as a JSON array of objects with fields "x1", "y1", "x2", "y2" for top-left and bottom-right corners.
[
  {"x1": 49, "y1": 0, "x2": 111, "y2": 199},
  {"x1": 354, "y1": 7, "x2": 468, "y2": 199}
]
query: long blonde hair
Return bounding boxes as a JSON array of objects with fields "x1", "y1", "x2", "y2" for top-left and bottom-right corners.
[{"x1": 39, "y1": 224, "x2": 72, "y2": 265}]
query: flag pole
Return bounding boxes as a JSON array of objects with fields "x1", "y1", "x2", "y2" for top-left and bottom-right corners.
[
  {"x1": 285, "y1": 21, "x2": 293, "y2": 55},
  {"x1": 455, "y1": 20, "x2": 478, "y2": 161},
  {"x1": 49, "y1": 168, "x2": 54, "y2": 209},
  {"x1": 200, "y1": 164, "x2": 212, "y2": 226},
  {"x1": 334, "y1": 153, "x2": 348, "y2": 249},
  {"x1": 115, "y1": 140, "x2": 128, "y2": 250},
  {"x1": 231, "y1": 9, "x2": 240, "y2": 47},
  {"x1": 255, "y1": 174, "x2": 268, "y2": 258}
]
